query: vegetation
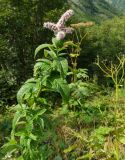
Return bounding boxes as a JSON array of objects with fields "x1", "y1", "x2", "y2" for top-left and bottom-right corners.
[
  {"x1": 1, "y1": 0, "x2": 125, "y2": 160},
  {"x1": 0, "y1": 0, "x2": 67, "y2": 107},
  {"x1": 77, "y1": 17, "x2": 125, "y2": 82},
  {"x1": 106, "y1": 0, "x2": 125, "y2": 12},
  {"x1": 68, "y1": 0, "x2": 121, "y2": 23}
]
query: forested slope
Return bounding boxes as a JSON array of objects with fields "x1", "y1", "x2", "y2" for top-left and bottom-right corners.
[
  {"x1": 68, "y1": 0, "x2": 121, "y2": 22},
  {"x1": 106, "y1": 0, "x2": 125, "y2": 12}
]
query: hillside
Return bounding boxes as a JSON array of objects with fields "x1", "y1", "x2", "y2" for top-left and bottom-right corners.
[
  {"x1": 68, "y1": 0, "x2": 122, "y2": 23},
  {"x1": 106, "y1": 0, "x2": 125, "y2": 11}
]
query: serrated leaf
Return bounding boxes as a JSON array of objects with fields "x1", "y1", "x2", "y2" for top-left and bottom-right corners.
[
  {"x1": 52, "y1": 58, "x2": 68, "y2": 78},
  {"x1": 11, "y1": 105, "x2": 26, "y2": 137},
  {"x1": 51, "y1": 78, "x2": 70, "y2": 102},
  {"x1": 34, "y1": 44, "x2": 52, "y2": 58},
  {"x1": 34, "y1": 60, "x2": 51, "y2": 76},
  {"x1": 17, "y1": 81, "x2": 39, "y2": 104}
]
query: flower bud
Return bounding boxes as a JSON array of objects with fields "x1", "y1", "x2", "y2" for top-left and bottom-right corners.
[{"x1": 56, "y1": 31, "x2": 66, "y2": 40}]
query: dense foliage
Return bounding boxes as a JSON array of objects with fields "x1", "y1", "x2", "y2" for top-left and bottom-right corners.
[
  {"x1": 69, "y1": 0, "x2": 121, "y2": 23},
  {"x1": 0, "y1": 0, "x2": 67, "y2": 107}
]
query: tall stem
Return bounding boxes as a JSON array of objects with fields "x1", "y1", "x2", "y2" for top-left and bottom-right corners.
[{"x1": 115, "y1": 83, "x2": 119, "y2": 160}]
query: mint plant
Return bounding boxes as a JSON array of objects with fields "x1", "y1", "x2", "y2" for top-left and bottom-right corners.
[
  {"x1": 1, "y1": 10, "x2": 75, "y2": 160},
  {"x1": 2, "y1": 38, "x2": 73, "y2": 160}
]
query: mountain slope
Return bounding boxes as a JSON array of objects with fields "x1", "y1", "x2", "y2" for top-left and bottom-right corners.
[
  {"x1": 68, "y1": 0, "x2": 122, "y2": 23},
  {"x1": 106, "y1": 0, "x2": 125, "y2": 12}
]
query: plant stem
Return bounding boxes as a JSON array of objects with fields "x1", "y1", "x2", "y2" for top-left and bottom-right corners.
[{"x1": 115, "y1": 84, "x2": 119, "y2": 160}]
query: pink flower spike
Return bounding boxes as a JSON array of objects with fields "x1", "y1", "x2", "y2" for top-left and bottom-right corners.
[
  {"x1": 43, "y1": 22, "x2": 57, "y2": 32},
  {"x1": 43, "y1": 9, "x2": 74, "y2": 39},
  {"x1": 57, "y1": 9, "x2": 74, "y2": 28}
]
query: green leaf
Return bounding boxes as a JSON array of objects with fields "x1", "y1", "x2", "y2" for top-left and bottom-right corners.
[
  {"x1": 52, "y1": 58, "x2": 68, "y2": 78},
  {"x1": 1, "y1": 139, "x2": 18, "y2": 154},
  {"x1": 92, "y1": 126, "x2": 113, "y2": 137},
  {"x1": 58, "y1": 53, "x2": 68, "y2": 56},
  {"x1": 17, "y1": 83, "x2": 33, "y2": 103},
  {"x1": 76, "y1": 153, "x2": 93, "y2": 160},
  {"x1": 39, "y1": 118, "x2": 45, "y2": 129},
  {"x1": 17, "y1": 81, "x2": 39, "y2": 104},
  {"x1": 25, "y1": 78, "x2": 36, "y2": 83},
  {"x1": 119, "y1": 136, "x2": 125, "y2": 144},
  {"x1": 44, "y1": 49, "x2": 57, "y2": 59},
  {"x1": 52, "y1": 37, "x2": 63, "y2": 48},
  {"x1": 34, "y1": 44, "x2": 52, "y2": 58},
  {"x1": 64, "y1": 41, "x2": 78, "y2": 48},
  {"x1": 64, "y1": 144, "x2": 77, "y2": 153},
  {"x1": 51, "y1": 78, "x2": 70, "y2": 102},
  {"x1": 17, "y1": 156, "x2": 24, "y2": 160},
  {"x1": 77, "y1": 68, "x2": 89, "y2": 79},
  {"x1": 11, "y1": 104, "x2": 26, "y2": 137},
  {"x1": 32, "y1": 108, "x2": 46, "y2": 120},
  {"x1": 15, "y1": 131, "x2": 26, "y2": 137},
  {"x1": 29, "y1": 133, "x2": 37, "y2": 141},
  {"x1": 27, "y1": 138, "x2": 31, "y2": 151},
  {"x1": 34, "y1": 60, "x2": 52, "y2": 76},
  {"x1": 36, "y1": 58, "x2": 51, "y2": 64}
]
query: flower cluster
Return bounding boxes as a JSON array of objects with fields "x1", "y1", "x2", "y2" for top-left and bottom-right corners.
[
  {"x1": 43, "y1": 22, "x2": 58, "y2": 32},
  {"x1": 56, "y1": 9, "x2": 74, "y2": 28},
  {"x1": 43, "y1": 9, "x2": 74, "y2": 40}
]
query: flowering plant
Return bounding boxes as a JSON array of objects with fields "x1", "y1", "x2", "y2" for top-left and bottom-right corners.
[
  {"x1": 43, "y1": 9, "x2": 74, "y2": 40},
  {"x1": 1, "y1": 10, "x2": 76, "y2": 160}
]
